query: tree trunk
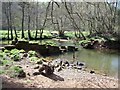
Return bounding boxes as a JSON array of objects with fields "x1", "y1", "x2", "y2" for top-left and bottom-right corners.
[{"x1": 21, "y1": 5, "x2": 25, "y2": 38}]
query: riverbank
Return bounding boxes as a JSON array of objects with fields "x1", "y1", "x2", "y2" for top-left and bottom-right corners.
[{"x1": 1, "y1": 68, "x2": 118, "y2": 88}]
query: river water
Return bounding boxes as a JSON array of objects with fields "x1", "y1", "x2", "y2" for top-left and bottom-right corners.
[{"x1": 0, "y1": 39, "x2": 119, "y2": 78}]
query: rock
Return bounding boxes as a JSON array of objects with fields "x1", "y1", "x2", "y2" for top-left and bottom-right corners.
[
  {"x1": 51, "y1": 59, "x2": 63, "y2": 67},
  {"x1": 68, "y1": 46, "x2": 78, "y2": 51},
  {"x1": 27, "y1": 73, "x2": 30, "y2": 76},
  {"x1": 12, "y1": 41, "x2": 16, "y2": 45},
  {"x1": 60, "y1": 61, "x2": 63, "y2": 66},
  {"x1": 76, "y1": 66, "x2": 82, "y2": 70},
  {"x1": 56, "y1": 66, "x2": 62, "y2": 72},
  {"x1": 47, "y1": 45, "x2": 61, "y2": 54},
  {"x1": 18, "y1": 70, "x2": 26, "y2": 78},
  {"x1": 67, "y1": 46, "x2": 75, "y2": 51},
  {"x1": 64, "y1": 61, "x2": 69, "y2": 66},
  {"x1": 4, "y1": 45, "x2": 16, "y2": 50},
  {"x1": 34, "y1": 66, "x2": 39, "y2": 69},
  {"x1": 38, "y1": 45, "x2": 48, "y2": 55},
  {"x1": 90, "y1": 70, "x2": 95, "y2": 74},
  {"x1": 77, "y1": 62, "x2": 85, "y2": 66},
  {"x1": 15, "y1": 41, "x2": 29, "y2": 50},
  {"x1": 54, "y1": 63, "x2": 59, "y2": 68},
  {"x1": 36, "y1": 60, "x2": 43, "y2": 64},
  {"x1": 23, "y1": 53, "x2": 28, "y2": 57},
  {"x1": 0, "y1": 47, "x2": 5, "y2": 51}
]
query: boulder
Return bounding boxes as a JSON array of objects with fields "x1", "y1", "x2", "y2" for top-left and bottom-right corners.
[
  {"x1": 36, "y1": 60, "x2": 43, "y2": 64},
  {"x1": 77, "y1": 62, "x2": 85, "y2": 66},
  {"x1": 17, "y1": 70, "x2": 26, "y2": 78},
  {"x1": 47, "y1": 45, "x2": 61, "y2": 54},
  {"x1": 23, "y1": 53, "x2": 28, "y2": 57},
  {"x1": 4, "y1": 45, "x2": 16, "y2": 50},
  {"x1": 90, "y1": 70, "x2": 95, "y2": 74},
  {"x1": 34, "y1": 66, "x2": 39, "y2": 69},
  {"x1": 68, "y1": 46, "x2": 78, "y2": 51},
  {"x1": 38, "y1": 45, "x2": 48, "y2": 55},
  {"x1": 63, "y1": 61, "x2": 70, "y2": 66},
  {"x1": 56, "y1": 66, "x2": 62, "y2": 72},
  {"x1": 15, "y1": 41, "x2": 29, "y2": 50},
  {"x1": 29, "y1": 43, "x2": 40, "y2": 51},
  {"x1": 0, "y1": 47, "x2": 5, "y2": 51}
]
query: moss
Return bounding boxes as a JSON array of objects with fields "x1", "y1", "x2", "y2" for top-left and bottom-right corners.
[
  {"x1": 4, "y1": 49, "x2": 10, "y2": 53},
  {"x1": 36, "y1": 59, "x2": 43, "y2": 64},
  {"x1": 0, "y1": 70, "x2": 5, "y2": 74},
  {"x1": 29, "y1": 56, "x2": 38, "y2": 62},
  {"x1": 44, "y1": 40, "x2": 57, "y2": 46},
  {"x1": 10, "y1": 49, "x2": 20, "y2": 55},
  {"x1": 28, "y1": 50, "x2": 37, "y2": 57},
  {"x1": 19, "y1": 49, "x2": 25, "y2": 53},
  {"x1": 9, "y1": 66, "x2": 23, "y2": 78},
  {"x1": 9, "y1": 49, "x2": 21, "y2": 61},
  {"x1": 0, "y1": 59, "x2": 12, "y2": 66}
]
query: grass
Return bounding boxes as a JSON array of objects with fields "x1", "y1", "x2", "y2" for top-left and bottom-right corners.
[{"x1": 0, "y1": 29, "x2": 76, "y2": 40}]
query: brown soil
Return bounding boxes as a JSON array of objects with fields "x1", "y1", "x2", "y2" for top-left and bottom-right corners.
[{"x1": 0, "y1": 57, "x2": 119, "y2": 88}]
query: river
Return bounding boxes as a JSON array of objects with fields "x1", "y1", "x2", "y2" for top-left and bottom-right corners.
[{"x1": 0, "y1": 39, "x2": 119, "y2": 78}]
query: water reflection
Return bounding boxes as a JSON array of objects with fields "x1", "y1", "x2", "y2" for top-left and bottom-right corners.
[{"x1": 55, "y1": 49, "x2": 119, "y2": 77}]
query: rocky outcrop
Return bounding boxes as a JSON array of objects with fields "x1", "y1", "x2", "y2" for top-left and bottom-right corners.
[
  {"x1": 67, "y1": 46, "x2": 78, "y2": 51},
  {"x1": 47, "y1": 45, "x2": 61, "y2": 55},
  {"x1": 4, "y1": 45, "x2": 16, "y2": 50},
  {"x1": 6, "y1": 40, "x2": 79, "y2": 56},
  {"x1": 81, "y1": 39, "x2": 120, "y2": 50}
]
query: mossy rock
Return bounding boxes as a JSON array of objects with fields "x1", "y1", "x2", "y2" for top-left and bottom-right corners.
[
  {"x1": 29, "y1": 56, "x2": 38, "y2": 62},
  {"x1": 9, "y1": 66, "x2": 26, "y2": 78},
  {"x1": 4, "y1": 45, "x2": 16, "y2": 50},
  {"x1": 28, "y1": 50, "x2": 37, "y2": 57}
]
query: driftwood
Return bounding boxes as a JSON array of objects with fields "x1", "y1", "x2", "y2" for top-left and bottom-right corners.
[{"x1": 39, "y1": 64, "x2": 54, "y2": 75}]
